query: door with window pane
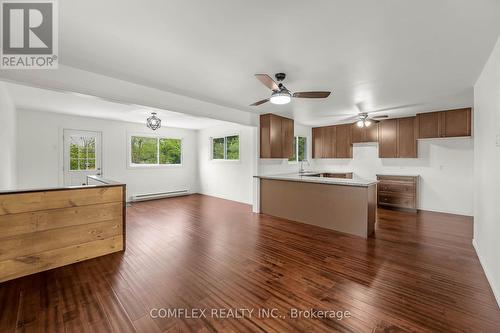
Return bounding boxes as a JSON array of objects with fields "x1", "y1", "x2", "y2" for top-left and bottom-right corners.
[{"x1": 63, "y1": 130, "x2": 102, "y2": 186}]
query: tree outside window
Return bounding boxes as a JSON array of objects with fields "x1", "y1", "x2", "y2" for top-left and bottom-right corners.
[
  {"x1": 131, "y1": 136, "x2": 182, "y2": 165},
  {"x1": 289, "y1": 136, "x2": 307, "y2": 162},
  {"x1": 212, "y1": 135, "x2": 240, "y2": 160}
]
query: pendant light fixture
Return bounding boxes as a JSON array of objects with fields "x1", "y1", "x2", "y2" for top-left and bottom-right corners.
[{"x1": 146, "y1": 112, "x2": 161, "y2": 130}]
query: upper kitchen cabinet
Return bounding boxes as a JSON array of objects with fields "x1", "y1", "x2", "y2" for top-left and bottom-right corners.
[
  {"x1": 397, "y1": 117, "x2": 418, "y2": 158},
  {"x1": 352, "y1": 122, "x2": 379, "y2": 143},
  {"x1": 335, "y1": 124, "x2": 353, "y2": 158},
  {"x1": 379, "y1": 117, "x2": 417, "y2": 158},
  {"x1": 378, "y1": 119, "x2": 398, "y2": 158},
  {"x1": 260, "y1": 113, "x2": 294, "y2": 158},
  {"x1": 312, "y1": 124, "x2": 351, "y2": 159},
  {"x1": 417, "y1": 108, "x2": 472, "y2": 139},
  {"x1": 312, "y1": 126, "x2": 335, "y2": 158}
]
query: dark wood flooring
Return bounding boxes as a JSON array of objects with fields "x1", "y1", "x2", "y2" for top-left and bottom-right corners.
[{"x1": 0, "y1": 194, "x2": 499, "y2": 332}]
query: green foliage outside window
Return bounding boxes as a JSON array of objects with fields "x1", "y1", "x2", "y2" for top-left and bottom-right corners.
[
  {"x1": 212, "y1": 135, "x2": 240, "y2": 160},
  {"x1": 131, "y1": 137, "x2": 158, "y2": 164},
  {"x1": 160, "y1": 138, "x2": 182, "y2": 164},
  {"x1": 212, "y1": 137, "x2": 225, "y2": 159},
  {"x1": 69, "y1": 136, "x2": 96, "y2": 170},
  {"x1": 289, "y1": 136, "x2": 307, "y2": 162},
  {"x1": 297, "y1": 136, "x2": 306, "y2": 162},
  {"x1": 226, "y1": 136, "x2": 239, "y2": 160},
  {"x1": 131, "y1": 136, "x2": 182, "y2": 165}
]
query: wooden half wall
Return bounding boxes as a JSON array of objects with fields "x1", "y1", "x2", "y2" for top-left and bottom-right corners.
[{"x1": 0, "y1": 184, "x2": 125, "y2": 283}]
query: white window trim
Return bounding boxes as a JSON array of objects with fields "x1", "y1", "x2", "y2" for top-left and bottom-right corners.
[
  {"x1": 210, "y1": 133, "x2": 241, "y2": 163},
  {"x1": 127, "y1": 132, "x2": 184, "y2": 169},
  {"x1": 288, "y1": 136, "x2": 308, "y2": 164}
]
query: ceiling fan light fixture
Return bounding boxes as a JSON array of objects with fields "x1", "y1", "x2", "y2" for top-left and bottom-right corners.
[
  {"x1": 270, "y1": 91, "x2": 291, "y2": 105},
  {"x1": 357, "y1": 120, "x2": 364, "y2": 128},
  {"x1": 364, "y1": 120, "x2": 372, "y2": 127}
]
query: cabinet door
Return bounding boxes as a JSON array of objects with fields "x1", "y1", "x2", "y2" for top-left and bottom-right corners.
[
  {"x1": 417, "y1": 112, "x2": 440, "y2": 139},
  {"x1": 366, "y1": 123, "x2": 379, "y2": 142},
  {"x1": 281, "y1": 117, "x2": 294, "y2": 159},
  {"x1": 441, "y1": 108, "x2": 471, "y2": 137},
  {"x1": 335, "y1": 124, "x2": 352, "y2": 158},
  {"x1": 397, "y1": 117, "x2": 417, "y2": 158},
  {"x1": 351, "y1": 123, "x2": 365, "y2": 143},
  {"x1": 260, "y1": 114, "x2": 271, "y2": 158},
  {"x1": 322, "y1": 126, "x2": 335, "y2": 158},
  {"x1": 269, "y1": 115, "x2": 283, "y2": 157},
  {"x1": 379, "y1": 119, "x2": 398, "y2": 158},
  {"x1": 312, "y1": 127, "x2": 323, "y2": 159}
]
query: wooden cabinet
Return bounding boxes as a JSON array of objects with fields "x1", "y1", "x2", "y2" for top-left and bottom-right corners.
[
  {"x1": 312, "y1": 124, "x2": 351, "y2": 159},
  {"x1": 378, "y1": 119, "x2": 398, "y2": 158},
  {"x1": 352, "y1": 123, "x2": 379, "y2": 143},
  {"x1": 440, "y1": 108, "x2": 472, "y2": 137},
  {"x1": 397, "y1": 117, "x2": 418, "y2": 158},
  {"x1": 335, "y1": 124, "x2": 353, "y2": 158},
  {"x1": 417, "y1": 108, "x2": 472, "y2": 139},
  {"x1": 417, "y1": 111, "x2": 440, "y2": 138},
  {"x1": 379, "y1": 117, "x2": 417, "y2": 158},
  {"x1": 377, "y1": 175, "x2": 418, "y2": 212},
  {"x1": 260, "y1": 113, "x2": 294, "y2": 158},
  {"x1": 312, "y1": 127, "x2": 323, "y2": 159}
]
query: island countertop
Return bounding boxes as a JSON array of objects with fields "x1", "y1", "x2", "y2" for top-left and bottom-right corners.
[{"x1": 254, "y1": 172, "x2": 378, "y2": 187}]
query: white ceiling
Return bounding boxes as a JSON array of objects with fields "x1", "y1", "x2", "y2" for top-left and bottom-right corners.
[
  {"x1": 56, "y1": 0, "x2": 500, "y2": 126},
  {"x1": 4, "y1": 82, "x2": 230, "y2": 129}
]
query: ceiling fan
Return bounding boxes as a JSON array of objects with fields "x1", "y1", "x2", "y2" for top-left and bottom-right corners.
[
  {"x1": 250, "y1": 73, "x2": 331, "y2": 106},
  {"x1": 319, "y1": 102, "x2": 421, "y2": 128}
]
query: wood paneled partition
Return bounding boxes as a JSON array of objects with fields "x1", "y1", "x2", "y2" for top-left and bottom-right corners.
[{"x1": 0, "y1": 184, "x2": 125, "y2": 283}]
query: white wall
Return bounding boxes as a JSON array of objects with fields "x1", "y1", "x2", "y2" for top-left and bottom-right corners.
[
  {"x1": 198, "y1": 124, "x2": 256, "y2": 204},
  {"x1": 313, "y1": 139, "x2": 474, "y2": 216},
  {"x1": 473, "y1": 36, "x2": 500, "y2": 307},
  {"x1": 17, "y1": 109, "x2": 199, "y2": 201},
  {"x1": 0, "y1": 83, "x2": 17, "y2": 189}
]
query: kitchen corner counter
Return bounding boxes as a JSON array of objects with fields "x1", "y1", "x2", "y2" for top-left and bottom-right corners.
[{"x1": 254, "y1": 173, "x2": 378, "y2": 187}]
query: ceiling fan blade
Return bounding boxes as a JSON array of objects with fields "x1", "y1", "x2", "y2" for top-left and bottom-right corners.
[
  {"x1": 250, "y1": 98, "x2": 269, "y2": 106},
  {"x1": 371, "y1": 115, "x2": 389, "y2": 119},
  {"x1": 254, "y1": 74, "x2": 279, "y2": 91},
  {"x1": 293, "y1": 91, "x2": 331, "y2": 98}
]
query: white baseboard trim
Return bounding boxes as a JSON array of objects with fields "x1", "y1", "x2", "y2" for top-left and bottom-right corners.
[{"x1": 472, "y1": 239, "x2": 500, "y2": 308}]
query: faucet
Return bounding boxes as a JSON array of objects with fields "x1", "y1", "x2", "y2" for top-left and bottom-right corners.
[{"x1": 299, "y1": 160, "x2": 311, "y2": 174}]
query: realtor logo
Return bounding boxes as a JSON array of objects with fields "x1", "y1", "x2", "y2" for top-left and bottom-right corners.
[{"x1": 1, "y1": 0, "x2": 58, "y2": 69}]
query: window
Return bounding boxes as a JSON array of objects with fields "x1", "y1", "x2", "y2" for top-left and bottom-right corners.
[
  {"x1": 212, "y1": 135, "x2": 240, "y2": 160},
  {"x1": 70, "y1": 136, "x2": 96, "y2": 170},
  {"x1": 289, "y1": 136, "x2": 307, "y2": 162},
  {"x1": 130, "y1": 136, "x2": 182, "y2": 166}
]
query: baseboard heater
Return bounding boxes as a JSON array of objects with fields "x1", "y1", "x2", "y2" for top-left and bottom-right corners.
[{"x1": 131, "y1": 189, "x2": 190, "y2": 202}]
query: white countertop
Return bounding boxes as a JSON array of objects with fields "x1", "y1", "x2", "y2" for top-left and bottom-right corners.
[{"x1": 254, "y1": 172, "x2": 378, "y2": 187}]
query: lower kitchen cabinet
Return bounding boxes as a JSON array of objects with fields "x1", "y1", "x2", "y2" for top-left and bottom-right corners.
[{"x1": 377, "y1": 175, "x2": 418, "y2": 212}]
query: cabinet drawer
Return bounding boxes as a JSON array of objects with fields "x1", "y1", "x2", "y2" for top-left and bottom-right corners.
[
  {"x1": 378, "y1": 194, "x2": 415, "y2": 209},
  {"x1": 378, "y1": 181, "x2": 415, "y2": 194}
]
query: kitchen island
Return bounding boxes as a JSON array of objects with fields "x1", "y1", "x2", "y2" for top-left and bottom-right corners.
[{"x1": 253, "y1": 173, "x2": 377, "y2": 239}]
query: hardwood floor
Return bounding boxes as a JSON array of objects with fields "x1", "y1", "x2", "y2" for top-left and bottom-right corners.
[{"x1": 0, "y1": 194, "x2": 498, "y2": 332}]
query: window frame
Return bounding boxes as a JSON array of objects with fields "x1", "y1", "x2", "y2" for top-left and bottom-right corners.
[
  {"x1": 127, "y1": 133, "x2": 183, "y2": 169},
  {"x1": 210, "y1": 134, "x2": 241, "y2": 162},
  {"x1": 288, "y1": 136, "x2": 308, "y2": 164}
]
